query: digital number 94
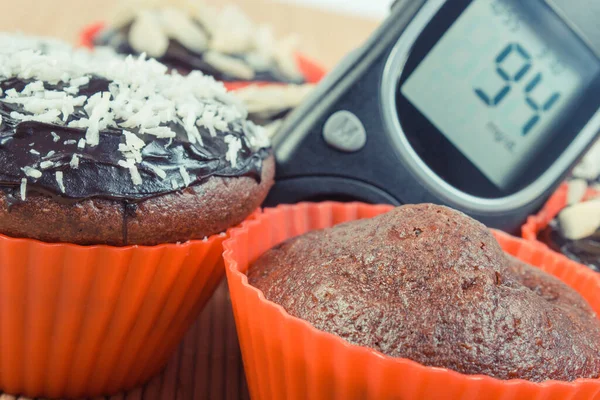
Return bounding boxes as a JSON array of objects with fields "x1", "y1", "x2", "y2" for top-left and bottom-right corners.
[{"x1": 474, "y1": 43, "x2": 560, "y2": 136}]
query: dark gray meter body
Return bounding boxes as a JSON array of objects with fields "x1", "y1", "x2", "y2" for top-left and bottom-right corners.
[{"x1": 265, "y1": 0, "x2": 600, "y2": 233}]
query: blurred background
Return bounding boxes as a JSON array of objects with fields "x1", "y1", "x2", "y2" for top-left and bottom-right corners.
[{"x1": 0, "y1": 0, "x2": 388, "y2": 69}]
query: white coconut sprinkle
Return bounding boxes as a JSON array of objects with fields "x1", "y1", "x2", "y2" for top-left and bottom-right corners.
[
  {"x1": 22, "y1": 166, "x2": 42, "y2": 179},
  {"x1": 51, "y1": 131, "x2": 60, "y2": 142},
  {"x1": 85, "y1": 91, "x2": 111, "y2": 147},
  {"x1": 40, "y1": 160, "x2": 55, "y2": 169},
  {"x1": 119, "y1": 130, "x2": 146, "y2": 163},
  {"x1": 20, "y1": 178, "x2": 27, "y2": 200},
  {"x1": 129, "y1": 165, "x2": 143, "y2": 185},
  {"x1": 179, "y1": 166, "x2": 191, "y2": 186},
  {"x1": 29, "y1": 149, "x2": 40, "y2": 156},
  {"x1": 171, "y1": 179, "x2": 178, "y2": 189},
  {"x1": 70, "y1": 154, "x2": 80, "y2": 169},
  {"x1": 67, "y1": 118, "x2": 89, "y2": 129},
  {"x1": 63, "y1": 140, "x2": 77, "y2": 145},
  {"x1": 224, "y1": 135, "x2": 242, "y2": 168},
  {"x1": 70, "y1": 76, "x2": 90, "y2": 87},
  {"x1": 118, "y1": 159, "x2": 143, "y2": 185},
  {"x1": 11, "y1": 109, "x2": 60, "y2": 124},
  {"x1": 77, "y1": 139, "x2": 86, "y2": 149},
  {"x1": 143, "y1": 126, "x2": 177, "y2": 139},
  {"x1": 145, "y1": 163, "x2": 167, "y2": 179},
  {"x1": 67, "y1": 76, "x2": 90, "y2": 94},
  {"x1": 22, "y1": 81, "x2": 44, "y2": 95},
  {"x1": 55, "y1": 171, "x2": 65, "y2": 193},
  {"x1": 45, "y1": 150, "x2": 55, "y2": 158}
]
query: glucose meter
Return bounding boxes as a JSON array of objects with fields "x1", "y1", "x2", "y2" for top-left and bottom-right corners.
[{"x1": 265, "y1": 0, "x2": 600, "y2": 232}]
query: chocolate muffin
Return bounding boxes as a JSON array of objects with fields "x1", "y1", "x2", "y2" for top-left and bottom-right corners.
[
  {"x1": 95, "y1": 1, "x2": 305, "y2": 84},
  {"x1": 0, "y1": 35, "x2": 274, "y2": 246},
  {"x1": 249, "y1": 204, "x2": 600, "y2": 382}
]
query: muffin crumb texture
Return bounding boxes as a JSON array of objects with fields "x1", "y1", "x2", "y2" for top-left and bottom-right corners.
[{"x1": 249, "y1": 204, "x2": 600, "y2": 382}]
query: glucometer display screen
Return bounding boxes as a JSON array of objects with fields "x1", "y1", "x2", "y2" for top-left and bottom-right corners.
[{"x1": 401, "y1": 0, "x2": 600, "y2": 189}]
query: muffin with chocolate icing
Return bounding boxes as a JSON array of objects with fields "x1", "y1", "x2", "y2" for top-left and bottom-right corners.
[
  {"x1": 95, "y1": 0, "x2": 304, "y2": 84},
  {"x1": 249, "y1": 204, "x2": 600, "y2": 382},
  {"x1": 0, "y1": 35, "x2": 275, "y2": 398},
  {"x1": 0, "y1": 34, "x2": 274, "y2": 246}
]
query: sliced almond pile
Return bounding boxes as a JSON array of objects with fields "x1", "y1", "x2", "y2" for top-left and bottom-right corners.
[
  {"x1": 108, "y1": 0, "x2": 304, "y2": 81},
  {"x1": 555, "y1": 139, "x2": 600, "y2": 241},
  {"x1": 234, "y1": 84, "x2": 314, "y2": 115}
]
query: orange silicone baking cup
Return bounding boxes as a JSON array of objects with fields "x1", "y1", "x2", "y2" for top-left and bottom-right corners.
[
  {"x1": 522, "y1": 182, "x2": 600, "y2": 244},
  {"x1": 0, "y1": 228, "x2": 232, "y2": 399},
  {"x1": 224, "y1": 202, "x2": 600, "y2": 400}
]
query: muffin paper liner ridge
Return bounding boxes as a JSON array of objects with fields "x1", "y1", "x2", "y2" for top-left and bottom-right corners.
[
  {"x1": 224, "y1": 202, "x2": 600, "y2": 400},
  {"x1": 0, "y1": 221, "x2": 244, "y2": 399}
]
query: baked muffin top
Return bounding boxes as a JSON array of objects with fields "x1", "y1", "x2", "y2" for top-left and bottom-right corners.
[
  {"x1": 249, "y1": 204, "x2": 600, "y2": 382},
  {"x1": 0, "y1": 34, "x2": 270, "y2": 205}
]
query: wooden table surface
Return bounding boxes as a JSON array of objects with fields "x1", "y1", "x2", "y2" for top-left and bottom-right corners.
[{"x1": 0, "y1": 1, "x2": 379, "y2": 399}]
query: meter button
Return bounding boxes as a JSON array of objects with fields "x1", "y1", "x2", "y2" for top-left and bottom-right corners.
[{"x1": 323, "y1": 110, "x2": 367, "y2": 152}]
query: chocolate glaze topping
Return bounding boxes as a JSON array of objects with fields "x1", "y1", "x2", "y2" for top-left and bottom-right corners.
[{"x1": 0, "y1": 77, "x2": 269, "y2": 203}]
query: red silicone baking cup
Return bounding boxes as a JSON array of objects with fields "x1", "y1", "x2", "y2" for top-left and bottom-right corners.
[
  {"x1": 224, "y1": 202, "x2": 600, "y2": 400},
  {"x1": 79, "y1": 23, "x2": 326, "y2": 89},
  {"x1": 522, "y1": 183, "x2": 600, "y2": 244},
  {"x1": 0, "y1": 226, "x2": 237, "y2": 399}
]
